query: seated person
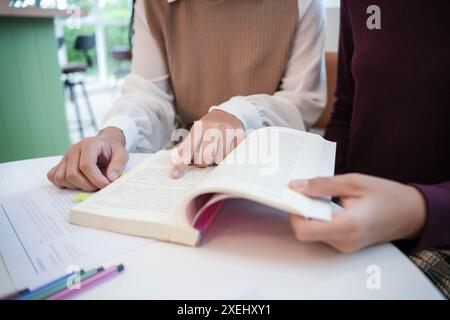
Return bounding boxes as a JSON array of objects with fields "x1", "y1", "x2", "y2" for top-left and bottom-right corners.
[
  {"x1": 47, "y1": 0, "x2": 327, "y2": 188},
  {"x1": 289, "y1": 0, "x2": 450, "y2": 297}
]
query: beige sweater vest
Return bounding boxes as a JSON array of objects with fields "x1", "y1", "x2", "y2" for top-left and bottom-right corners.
[{"x1": 143, "y1": 0, "x2": 299, "y2": 126}]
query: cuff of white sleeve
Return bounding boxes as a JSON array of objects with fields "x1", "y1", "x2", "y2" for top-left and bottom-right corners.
[
  {"x1": 101, "y1": 116, "x2": 139, "y2": 152},
  {"x1": 209, "y1": 96, "x2": 263, "y2": 131}
]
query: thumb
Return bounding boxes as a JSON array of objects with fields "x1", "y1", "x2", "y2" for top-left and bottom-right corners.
[
  {"x1": 106, "y1": 146, "x2": 129, "y2": 182},
  {"x1": 289, "y1": 175, "x2": 359, "y2": 198}
]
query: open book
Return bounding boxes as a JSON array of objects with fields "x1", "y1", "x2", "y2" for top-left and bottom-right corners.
[{"x1": 70, "y1": 127, "x2": 336, "y2": 246}]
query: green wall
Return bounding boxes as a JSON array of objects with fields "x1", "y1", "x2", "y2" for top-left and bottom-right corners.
[{"x1": 0, "y1": 17, "x2": 70, "y2": 163}]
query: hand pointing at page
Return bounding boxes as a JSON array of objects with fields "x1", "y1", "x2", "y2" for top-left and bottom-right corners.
[{"x1": 171, "y1": 110, "x2": 246, "y2": 179}]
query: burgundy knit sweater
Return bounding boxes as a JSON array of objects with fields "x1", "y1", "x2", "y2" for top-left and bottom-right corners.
[{"x1": 325, "y1": 0, "x2": 450, "y2": 253}]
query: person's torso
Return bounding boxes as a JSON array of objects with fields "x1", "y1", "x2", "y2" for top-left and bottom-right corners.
[
  {"x1": 144, "y1": 0, "x2": 299, "y2": 126},
  {"x1": 344, "y1": 0, "x2": 450, "y2": 184}
]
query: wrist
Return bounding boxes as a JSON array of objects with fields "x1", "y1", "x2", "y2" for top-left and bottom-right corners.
[
  {"x1": 210, "y1": 96, "x2": 263, "y2": 131},
  {"x1": 98, "y1": 127, "x2": 126, "y2": 146},
  {"x1": 404, "y1": 185, "x2": 427, "y2": 239},
  {"x1": 210, "y1": 109, "x2": 245, "y2": 130}
]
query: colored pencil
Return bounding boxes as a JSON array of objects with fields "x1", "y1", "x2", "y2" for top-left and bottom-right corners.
[
  {"x1": 45, "y1": 264, "x2": 124, "y2": 300},
  {"x1": 0, "y1": 288, "x2": 29, "y2": 300},
  {"x1": 16, "y1": 271, "x2": 80, "y2": 300},
  {"x1": 25, "y1": 267, "x2": 104, "y2": 300}
]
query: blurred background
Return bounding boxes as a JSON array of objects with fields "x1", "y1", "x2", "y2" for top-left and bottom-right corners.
[
  {"x1": 54, "y1": 0, "x2": 134, "y2": 143},
  {"x1": 0, "y1": 0, "x2": 340, "y2": 163}
]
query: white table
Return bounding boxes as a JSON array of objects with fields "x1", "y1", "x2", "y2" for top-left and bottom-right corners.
[{"x1": 0, "y1": 154, "x2": 443, "y2": 299}]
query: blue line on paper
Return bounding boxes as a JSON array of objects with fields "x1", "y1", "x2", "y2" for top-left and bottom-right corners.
[{"x1": 1, "y1": 204, "x2": 38, "y2": 274}]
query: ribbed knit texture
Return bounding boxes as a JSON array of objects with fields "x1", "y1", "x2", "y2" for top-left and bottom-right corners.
[{"x1": 144, "y1": 0, "x2": 299, "y2": 126}]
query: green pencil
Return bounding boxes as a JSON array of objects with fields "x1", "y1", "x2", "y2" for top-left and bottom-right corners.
[{"x1": 28, "y1": 267, "x2": 104, "y2": 300}]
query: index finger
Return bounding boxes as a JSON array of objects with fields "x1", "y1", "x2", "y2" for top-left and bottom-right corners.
[
  {"x1": 171, "y1": 128, "x2": 202, "y2": 179},
  {"x1": 290, "y1": 210, "x2": 351, "y2": 241}
]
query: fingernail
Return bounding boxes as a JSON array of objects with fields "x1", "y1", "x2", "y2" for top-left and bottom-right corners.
[
  {"x1": 172, "y1": 169, "x2": 181, "y2": 179},
  {"x1": 289, "y1": 179, "x2": 309, "y2": 190},
  {"x1": 109, "y1": 171, "x2": 119, "y2": 181}
]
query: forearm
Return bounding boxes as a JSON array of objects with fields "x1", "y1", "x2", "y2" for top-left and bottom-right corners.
[
  {"x1": 210, "y1": 93, "x2": 321, "y2": 132},
  {"x1": 101, "y1": 74, "x2": 175, "y2": 153},
  {"x1": 405, "y1": 182, "x2": 450, "y2": 253}
]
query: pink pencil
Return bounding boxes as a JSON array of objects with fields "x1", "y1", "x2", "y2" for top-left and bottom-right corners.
[{"x1": 45, "y1": 264, "x2": 124, "y2": 300}]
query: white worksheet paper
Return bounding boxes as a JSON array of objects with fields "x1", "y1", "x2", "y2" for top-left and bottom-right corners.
[{"x1": 0, "y1": 186, "x2": 153, "y2": 290}]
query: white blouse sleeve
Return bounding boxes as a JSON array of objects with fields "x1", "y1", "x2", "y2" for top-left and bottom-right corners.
[{"x1": 100, "y1": 0, "x2": 175, "y2": 152}]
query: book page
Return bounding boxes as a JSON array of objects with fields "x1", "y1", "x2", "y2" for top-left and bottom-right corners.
[
  {"x1": 188, "y1": 127, "x2": 336, "y2": 220},
  {"x1": 72, "y1": 150, "x2": 213, "y2": 227}
]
